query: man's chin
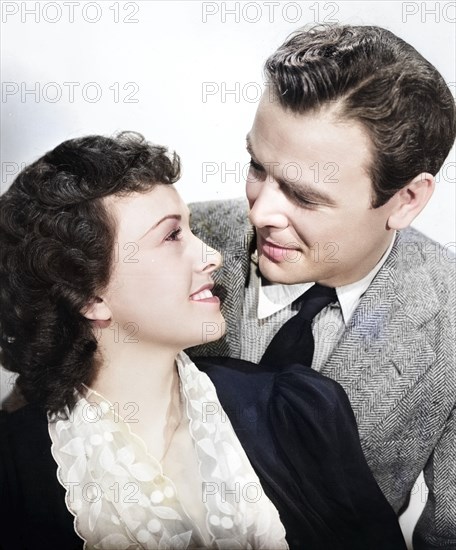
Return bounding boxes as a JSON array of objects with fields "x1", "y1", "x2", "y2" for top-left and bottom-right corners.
[{"x1": 258, "y1": 256, "x2": 310, "y2": 285}]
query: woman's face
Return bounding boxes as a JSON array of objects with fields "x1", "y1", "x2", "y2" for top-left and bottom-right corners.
[{"x1": 98, "y1": 185, "x2": 224, "y2": 351}]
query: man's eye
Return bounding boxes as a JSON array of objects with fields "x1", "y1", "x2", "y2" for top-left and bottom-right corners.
[
  {"x1": 294, "y1": 196, "x2": 319, "y2": 209},
  {"x1": 249, "y1": 158, "x2": 264, "y2": 172},
  {"x1": 284, "y1": 188, "x2": 319, "y2": 209},
  {"x1": 299, "y1": 198, "x2": 317, "y2": 208},
  {"x1": 165, "y1": 227, "x2": 182, "y2": 241}
]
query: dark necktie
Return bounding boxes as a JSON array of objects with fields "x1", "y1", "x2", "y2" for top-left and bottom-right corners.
[{"x1": 260, "y1": 283, "x2": 338, "y2": 367}]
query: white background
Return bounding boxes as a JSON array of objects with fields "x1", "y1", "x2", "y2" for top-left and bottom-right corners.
[
  {"x1": 1, "y1": 2, "x2": 455, "y2": 547},
  {"x1": 1, "y1": 0, "x2": 455, "y2": 245}
]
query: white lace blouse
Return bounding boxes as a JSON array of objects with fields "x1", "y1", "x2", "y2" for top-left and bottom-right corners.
[{"x1": 48, "y1": 351, "x2": 289, "y2": 549}]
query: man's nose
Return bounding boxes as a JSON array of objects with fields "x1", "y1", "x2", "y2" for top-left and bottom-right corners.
[{"x1": 248, "y1": 179, "x2": 288, "y2": 229}]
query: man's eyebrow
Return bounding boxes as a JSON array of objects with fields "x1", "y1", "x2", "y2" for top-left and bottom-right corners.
[
  {"x1": 245, "y1": 134, "x2": 336, "y2": 206},
  {"x1": 279, "y1": 179, "x2": 336, "y2": 206},
  {"x1": 139, "y1": 214, "x2": 182, "y2": 240}
]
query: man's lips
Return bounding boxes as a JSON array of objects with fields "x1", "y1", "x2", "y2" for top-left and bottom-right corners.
[
  {"x1": 189, "y1": 284, "x2": 220, "y2": 304},
  {"x1": 258, "y1": 235, "x2": 301, "y2": 263}
]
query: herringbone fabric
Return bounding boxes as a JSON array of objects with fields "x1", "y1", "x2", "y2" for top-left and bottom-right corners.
[{"x1": 187, "y1": 197, "x2": 456, "y2": 550}]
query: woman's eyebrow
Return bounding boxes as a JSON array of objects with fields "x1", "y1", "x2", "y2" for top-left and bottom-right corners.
[{"x1": 139, "y1": 214, "x2": 182, "y2": 240}]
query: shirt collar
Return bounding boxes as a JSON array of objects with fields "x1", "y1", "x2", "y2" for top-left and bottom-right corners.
[{"x1": 257, "y1": 231, "x2": 396, "y2": 324}]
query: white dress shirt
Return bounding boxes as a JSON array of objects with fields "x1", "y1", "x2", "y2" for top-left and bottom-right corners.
[{"x1": 240, "y1": 233, "x2": 396, "y2": 370}]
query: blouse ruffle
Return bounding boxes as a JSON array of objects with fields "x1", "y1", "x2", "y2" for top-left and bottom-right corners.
[{"x1": 48, "y1": 352, "x2": 288, "y2": 550}]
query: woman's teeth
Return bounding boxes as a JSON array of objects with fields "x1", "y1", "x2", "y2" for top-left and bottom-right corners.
[{"x1": 190, "y1": 289, "x2": 214, "y2": 301}]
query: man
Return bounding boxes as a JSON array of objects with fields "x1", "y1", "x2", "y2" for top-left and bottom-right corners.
[{"x1": 188, "y1": 24, "x2": 456, "y2": 549}]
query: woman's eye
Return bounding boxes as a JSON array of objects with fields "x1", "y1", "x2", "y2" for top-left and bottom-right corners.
[{"x1": 165, "y1": 227, "x2": 183, "y2": 242}]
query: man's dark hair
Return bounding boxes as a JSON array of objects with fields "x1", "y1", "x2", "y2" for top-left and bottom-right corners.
[
  {"x1": 264, "y1": 24, "x2": 456, "y2": 207},
  {"x1": 0, "y1": 132, "x2": 180, "y2": 414}
]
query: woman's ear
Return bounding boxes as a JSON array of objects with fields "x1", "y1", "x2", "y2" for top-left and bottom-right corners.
[
  {"x1": 80, "y1": 297, "x2": 112, "y2": 323},
  {"x1": 387, "y1": 173, "x2": 435, "y2": 230}
]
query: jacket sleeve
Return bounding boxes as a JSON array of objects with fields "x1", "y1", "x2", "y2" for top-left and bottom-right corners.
[
  {"x1": 187, "y1": 198, "x2": 253, "y2": 359},
  {"x1": 195, "y1": 357, "x2": 407, "y2": 550},
  {"x1": 413, "y1": 243, "x2": 456, "y2": 549},
  {"x1": 413, "y1": 404, "x2": 456, "y2": 549},
  {"x1": 268, "y1": 366, "x2": 407, "y2": 550}
]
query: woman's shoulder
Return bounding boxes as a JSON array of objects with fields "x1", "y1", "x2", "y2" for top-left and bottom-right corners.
[
  {"x1": 194, "y1": 356, "x2": 348, "y2": 409},
  {"x1": 0, "y1": 404, "x2": 83, "y2": 550},
  {"x1": 1, "y1": 403, "x2": 49, "y2": 443},
  {"x1": 194, "y1": 358, "x2": 406, "y2": 550},
  {"x1": 0, "y1": 403, "x2": 53, "y2": 482},
  {"x1": 193, "y1": 356, "x2": 356, "y2": 447}
]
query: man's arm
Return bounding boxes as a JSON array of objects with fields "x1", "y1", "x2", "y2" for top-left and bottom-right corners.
[
  {"x1": 187, "y1": 198, "x2": 253, "y2": 358},
  {"x1": 413, "y1": 405, "x2": 456, "y2": 549}
]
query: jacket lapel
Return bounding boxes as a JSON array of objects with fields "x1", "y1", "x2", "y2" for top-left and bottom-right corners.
[{"x1": 321, "y1": 230, "x2": 439, "y2": 439}]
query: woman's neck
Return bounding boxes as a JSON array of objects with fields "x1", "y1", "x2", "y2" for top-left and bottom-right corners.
[
  {"x1": 89, "y1": 332, "x2": 182, "y2": 460},
  {"x1": 92, "y1": 338, "x2": 178, "y2": 404}
]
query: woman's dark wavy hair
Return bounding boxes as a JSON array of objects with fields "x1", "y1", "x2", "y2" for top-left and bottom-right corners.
[
  {"x1": 0, "y1": 131, "x2": 180, "y2": 415},
  {"x1": 264, "y1": 24, "x2": 456, "y2": 207}
]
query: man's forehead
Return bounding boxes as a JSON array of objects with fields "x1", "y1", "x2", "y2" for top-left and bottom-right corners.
[{"x1": 247, "y1": 105, "x2": 373, "y2": 170}]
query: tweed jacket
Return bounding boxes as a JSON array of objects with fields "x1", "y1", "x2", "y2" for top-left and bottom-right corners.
[{"x1": 187, "y1": 198, "x2": 456, "y2": 550}]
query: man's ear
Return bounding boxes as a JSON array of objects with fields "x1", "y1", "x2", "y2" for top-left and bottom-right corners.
[
  {"x1": 80, "y1": 297, "x2": 112, "y2": 324},
  {"x1": 387, "y1": 173, "x2": 435, "y2": 230}
]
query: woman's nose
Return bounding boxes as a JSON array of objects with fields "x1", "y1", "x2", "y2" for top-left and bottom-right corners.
[
  {"x1": 195, "y1": 237, "x2": 222, "y2": 273},
  {"x1": 203, "y1": 245, "x2": 222, "y2": 272}
]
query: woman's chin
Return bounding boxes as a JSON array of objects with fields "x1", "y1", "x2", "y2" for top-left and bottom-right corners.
[{"x1": 188, "y1": 316, "x2": 226, "y2": 348}]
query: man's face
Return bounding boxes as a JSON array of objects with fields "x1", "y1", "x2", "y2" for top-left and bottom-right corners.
[{"x1": 246, "y1": 93, "x2": 397, "y2": 287}]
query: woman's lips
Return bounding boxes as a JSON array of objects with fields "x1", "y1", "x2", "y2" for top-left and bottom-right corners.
[{"x1": 259, "y1": 235, "x2": 301, "y2": 263}]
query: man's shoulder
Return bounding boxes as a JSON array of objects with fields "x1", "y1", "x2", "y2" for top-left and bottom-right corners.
[
  {"x1": 396, "y1": 226, "x2": 454, "y2": 282},
  {"x1": 189, "y1": 197, "x2": 249, "y2": 223},
  {"x1": 390, "y1": 227, "x2": 455, "y2": 323},
  {"x1": 400, "y1": 226, "x2": 453, "y2": 249},
  {"x1": 189, "y1": 197, "x2": 253, "y2": 249}
]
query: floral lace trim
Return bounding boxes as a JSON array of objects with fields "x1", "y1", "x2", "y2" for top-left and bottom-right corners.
[{"x1": 48, "y1": 351, "x2": 288, "y2": 549}]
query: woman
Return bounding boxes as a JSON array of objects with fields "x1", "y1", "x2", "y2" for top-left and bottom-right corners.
[{"x1": 0, "y1": 132, "x2": 406, "y2": 550}]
